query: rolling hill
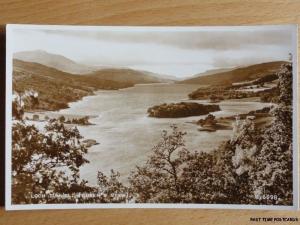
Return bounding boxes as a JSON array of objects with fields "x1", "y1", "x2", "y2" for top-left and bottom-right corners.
[
  {"x1": 85, "y1": 68, "x2": 172, "y2": 84},
  {"x1": 12, "y1": 59, "x2": 170, "y2": 111},
  {"x1": 179, "y1": 61, "x2": 287, "y2": 86}
]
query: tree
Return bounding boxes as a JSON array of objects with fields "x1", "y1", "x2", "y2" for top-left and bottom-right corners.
[
  {"x1": 12, "y1": 90, "x2": 93, "y2": 204},
  {"x1": 58, "y1": 115, "x2": 66, "y2": 123},
  {"x1": 180, "y1": 149, "x2": 234, "y2": 203},
  {"x1": 12, "y1": 90, "x2": 38, "y2": 120},
  {"x1": 12, "y1": 119, "x2": 91, "y2": 204},
  {"x1": 249, "y1": 63, "x2": 293, "y2": 205},
  {"x1": 33, "y1": 114, "x2": 39, "y2": 121},
  {"x1": 231, "y1": 116, "x2": 261, "y2": 176},
  {"x1": 97, "y1": 170, "x2": 130, "y2": 203},
  {"x1": 129, "y1": 125, "x2": 189, "y2": 203}
]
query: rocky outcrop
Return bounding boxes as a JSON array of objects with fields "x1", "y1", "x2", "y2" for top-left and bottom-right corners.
[
  {"x1": 82, "y1": 139, "x2": 99, "y2": 148},
  {"x1": 147, "y1": 102, "x2": 220, "y2": 118},
  {"x1": 197, "y1": 114, "x2": 217, "y2": 126}
]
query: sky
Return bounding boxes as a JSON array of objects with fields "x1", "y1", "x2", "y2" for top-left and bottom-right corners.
[{"x1": 10, "y1": 26, "x2": 295, "y2": 78}]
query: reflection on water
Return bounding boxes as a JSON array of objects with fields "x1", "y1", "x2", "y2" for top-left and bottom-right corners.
[{"x1": 57, "y1": 83, "x2": 271, "y2": 184}]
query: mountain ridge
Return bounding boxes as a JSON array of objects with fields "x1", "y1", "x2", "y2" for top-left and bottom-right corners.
[
  {"x1": 179, "y1": 61, "x2": 287, "y2": 86},
  {"x1": 14, "y1": 50, "x2": 175, "y2": 82},
  {"x1": 188, "y1": 67, "x2": 236, "y2": 79},
  {"x1": 14, "y1": 50, "x2": 97, "y2": 75}
]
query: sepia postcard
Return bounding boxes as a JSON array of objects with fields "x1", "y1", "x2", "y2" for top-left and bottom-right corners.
[{"x1": 5, "y1": 24, "x2": 298, "y2": 210}]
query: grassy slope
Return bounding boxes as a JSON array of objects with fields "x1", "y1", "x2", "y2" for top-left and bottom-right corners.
[{"x1": 179, "y1": 61, "x2": 287, "y2": 86}]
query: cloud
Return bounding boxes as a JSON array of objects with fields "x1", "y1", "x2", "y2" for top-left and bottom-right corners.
[
  {"x1": 10, "y1": 26, "x2": 294, "y2": 77},
  {"x1": 40, "y1": 26, "x2": 293, "y2": 51}
]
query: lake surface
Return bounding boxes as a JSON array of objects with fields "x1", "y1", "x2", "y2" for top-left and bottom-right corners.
[{"x1": 57, "y1": 83, "x2": 271, "y2": 184}]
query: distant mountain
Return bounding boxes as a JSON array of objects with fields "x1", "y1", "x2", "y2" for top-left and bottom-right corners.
[
  {"x1": 14, "y1": 50, "x2": 97, "y2": 74},
  {"x1": 86, "y1": 68, "x2": 172, "y2": 84},
  {"x1": 13, "y1": 50, "x2": 175, "y2": 83},
  {"x1": 139, "y1": 70, "x2": 180, "y2": 81},
  {"x1": 179, "y1": 61, "x2": 287, "y2": 86},
  {"x1": 13, "y1": 59, "x2": 132, "y2": 88}
]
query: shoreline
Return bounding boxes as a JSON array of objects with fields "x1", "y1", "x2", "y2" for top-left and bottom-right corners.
[
  {"x1": 24, "y1": 90, "x2": 273, "y2": 123},
  {"x1": 24, "y1": 82, "x2": 202, "y2": 114},
  {"x1": 190, "y1": 105, "x2": 275, "y2": 133}
]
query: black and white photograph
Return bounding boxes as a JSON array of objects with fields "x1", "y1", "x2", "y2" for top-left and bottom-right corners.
[{"x1": 5, "y1": 25, "x2": 298, "y2": 210}]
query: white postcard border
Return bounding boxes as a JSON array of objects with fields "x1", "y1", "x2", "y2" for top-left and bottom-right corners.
[{"x1": 5, "y1": 24, "x2": 299, "y2": 210}]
